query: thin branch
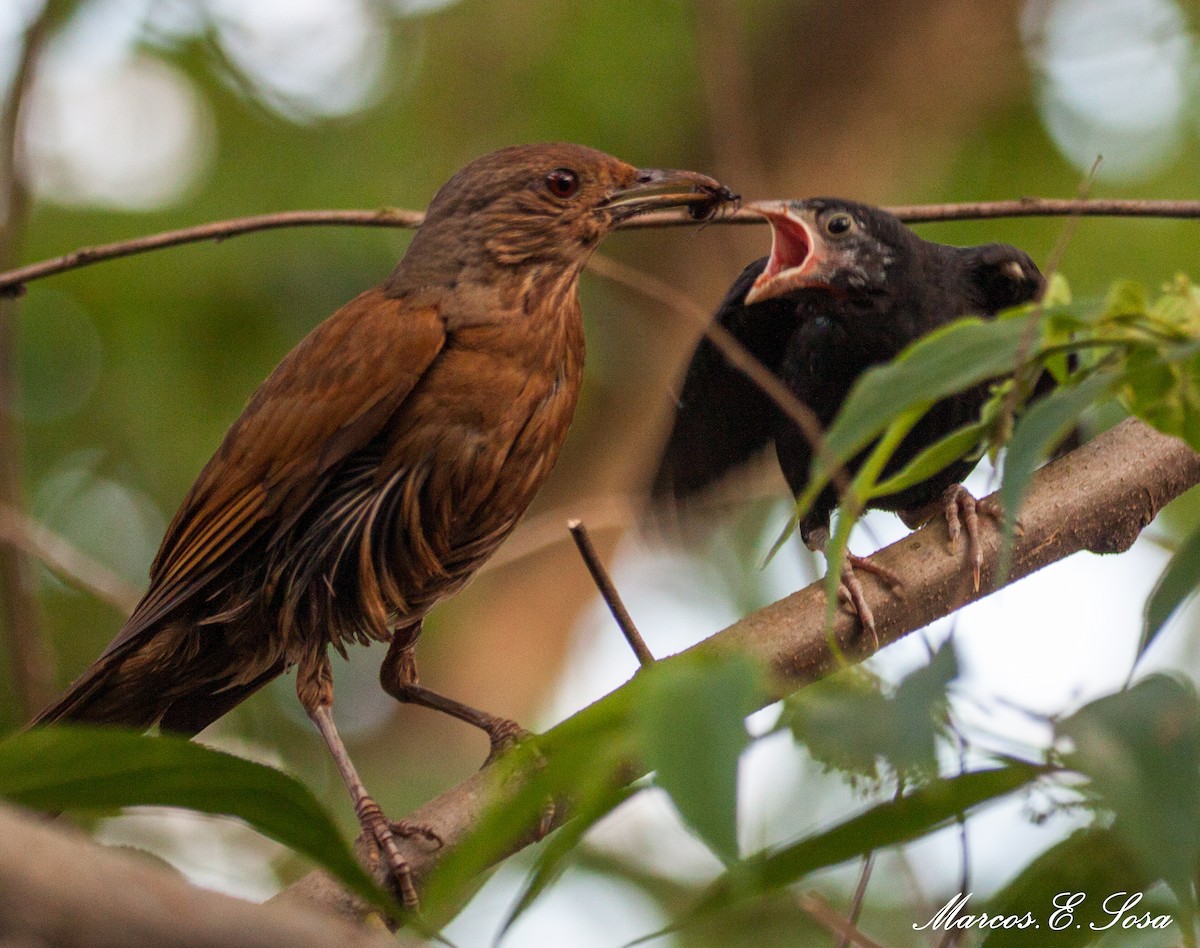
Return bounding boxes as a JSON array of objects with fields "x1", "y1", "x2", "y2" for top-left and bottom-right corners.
[
  {"x1": 4, "y1": 198, "x2": 1200, "y2": 296},
  {"x1": 0, "y1": 504, "x2": 141, "y2": 615},
  {"x1": 567, "y1": 519, "x2": 655, "y2": 667},
  {"x1": 799, "y1": 891, "x2": 884, "y2": 948},
  {"x1": 275, "y1": 418, "x2": 1200, "y2": 923},
  {"x1": 0, "y1": 208, "x2": 424, "y2": 297},
  {"x1": 586, "y1": 251, "x2": 849, "y2": 498},
  {"x1": 840, "y1": 853, "x2": 876, "y2": 948}
]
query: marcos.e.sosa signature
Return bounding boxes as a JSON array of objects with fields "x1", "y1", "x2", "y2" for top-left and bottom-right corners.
[{"x1": 914, "y1": 891, "x2": 1174, "y2": 933}]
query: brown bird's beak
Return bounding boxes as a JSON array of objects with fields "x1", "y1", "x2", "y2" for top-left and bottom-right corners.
[
  {"x1": 743, "y1": 200, "x2": 830, "y2": 304},
  {"x1": 602, "y1": 169, "x2": 737, "y2": 223}
]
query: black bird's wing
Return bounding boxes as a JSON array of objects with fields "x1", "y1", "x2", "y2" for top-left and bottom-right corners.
[{"x1": 653, "y1": 258, "x2": 800, "y2": 501}]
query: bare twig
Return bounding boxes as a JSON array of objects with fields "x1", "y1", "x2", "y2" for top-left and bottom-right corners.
[
  {"x1": 799, "y1": 891, "x2": 884, "y2": 948},
  {"x1": 586, "y1": 251, "x2": 848, "y2": 498},
  {"x1": 277, "y1": 419, "x2": 1200, "y2": 923},
  {"x1": 998, "y1": 159, "x2": 1101, "y2": 453},
  {"x1": 567, "y1": 519, "x2": 655, "y2": 667},
  {"x1": 0, "y1": 5, "x2": 55, "y2": 718},
  {"x1": 0, "y1": 208, "x2": 424, "y2": 297},
  {"x1": 0, "y1": 505, "x2": 141, "y2": 616},
  {"x1": 841, "y1": 853, "x2": 876, "y2": 948},
  {"x1": 3, "y1": 198, "x2": 1200, "y2": 297}
]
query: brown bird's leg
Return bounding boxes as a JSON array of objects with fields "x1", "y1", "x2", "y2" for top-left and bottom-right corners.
[
  {"x1": 805, "y1": 526, "x2": 904, "y2": 648},
  {"x1": 380, "y1": 637, "x2": 528, "y2": 767},
  {"x1": 299, "y1": 653, "x2": 428, "y2": 908}
]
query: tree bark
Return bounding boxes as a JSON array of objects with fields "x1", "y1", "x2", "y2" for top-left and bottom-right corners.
[{"x1": 0, "y1": 802, "x2": 397, "y2": 947}]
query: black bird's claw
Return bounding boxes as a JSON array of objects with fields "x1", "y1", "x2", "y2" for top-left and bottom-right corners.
[
  {"x1": 942, "y1": 485, "x2": 1005, "y2": 592},
  {"x1": 838, "y1": 553, "x2": 905, "y2": 649}
]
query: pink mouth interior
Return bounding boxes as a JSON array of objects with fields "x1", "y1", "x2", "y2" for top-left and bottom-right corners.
[{"x1": 760, "y1": 211, "x2": 812, "y2": 281}]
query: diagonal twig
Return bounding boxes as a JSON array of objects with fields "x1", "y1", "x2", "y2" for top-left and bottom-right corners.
[
  {"x1": 567, "y1": 519, "x2": 655, "y2": 667},
  {"x1": 0, "y1": 505, "x2": 142, "y2": 616}
]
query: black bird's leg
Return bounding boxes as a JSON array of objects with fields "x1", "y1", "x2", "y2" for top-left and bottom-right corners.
[
  {"x1": 380, "y1": 636, "x2": 529, "y2": 766},
  {"x1": 804, "y1": 526, "x2": 904, "y2": 648}
]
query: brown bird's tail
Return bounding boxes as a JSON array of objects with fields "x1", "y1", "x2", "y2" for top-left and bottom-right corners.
[{"x1": 28, "y1": 625, "x2": 284, "y2": 738}]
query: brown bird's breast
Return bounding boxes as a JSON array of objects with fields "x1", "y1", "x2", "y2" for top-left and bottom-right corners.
[{"x1": 376, "y1": 297, "x2": 586, "y2": 621}]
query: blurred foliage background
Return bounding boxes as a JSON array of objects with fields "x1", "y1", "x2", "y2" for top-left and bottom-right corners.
[{"x1": 3, "y1": 0, "x2": 1200, "y2": 943}]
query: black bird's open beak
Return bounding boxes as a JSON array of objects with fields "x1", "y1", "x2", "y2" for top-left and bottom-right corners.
[
  {"x1": 603, "y1": 169, "x2": 737, "y2": 223},
  {"x1": 743, "y1": 201, "x2": 829, "y2": 304}
]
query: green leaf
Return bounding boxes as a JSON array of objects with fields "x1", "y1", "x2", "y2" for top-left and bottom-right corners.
[
  {"x1": 499, "y1": 784, "x2": 637, "y2": 939},
  {"x1": 1103, "y1": 279, "x2": 1149, "y2": 319},
  {"x1": 687, "y1": 763, "x2": 1044, "y2": 923},
  {"x1": 1058, "y1": 675, "x2": 1200, "y2": 898},
  {"x1": 997, "y1": 371, "x2": 1117, "y2": 576},
  {"x1": 870, "y1": 419, "x2": 988, "y2": 498},
  {"x1": 637, "y1": 655, "x2": 759, "y2": 865},
  {"x1": 799, "y1": 315, "x2": 1033, "y2": 515},
  {"x1": 981, "y1": 826, "x2": 1152, "y2": 948},
  {"x1": 1143, "y1": 517, "x2": 1200, "y2": 655},
  {"x1": 785, "y1": 640, "x2": 957, "y2": 787},
  {"x1": 0, "y1": 726, "x2": 396, "y2": 915}
]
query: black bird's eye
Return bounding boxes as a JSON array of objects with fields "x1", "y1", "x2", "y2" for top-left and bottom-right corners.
[
  {"x1": 824, "y1": 213, "x2": 854, "y2": 237},
  {"x1": 545, "y1": 168, "x2": 580, "y2": 199}
]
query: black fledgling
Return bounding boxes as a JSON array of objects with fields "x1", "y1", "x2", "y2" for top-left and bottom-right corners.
[{"x1": 653, "y1": 198, "x2": 1047, "y2": 633}]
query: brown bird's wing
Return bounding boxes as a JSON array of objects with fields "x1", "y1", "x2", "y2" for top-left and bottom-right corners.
[{"x1": 102, "y1": 289, "x2": 447, "y2": 663}]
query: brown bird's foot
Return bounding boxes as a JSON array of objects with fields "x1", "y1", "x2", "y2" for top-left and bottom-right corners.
[
  {"x1": 942, "y1": 485, "x2": 1005, "y2": 592},
  {"x1": 388, "y1": 819, "x2": 444, "y2": 850},
  {"x1": 358, "y1": 799, "x2": 421, "y2": 909},
  {"x1": 481, "y1": 715, "x2": 533, "y2": 767},
  {"x1": 307, "y1": 702, "x2": 420, "y2": 908}
]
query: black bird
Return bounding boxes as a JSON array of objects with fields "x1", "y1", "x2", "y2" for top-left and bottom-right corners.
[{"x1": 653, "y1": 198, "x2": 1046, "y2": 632}]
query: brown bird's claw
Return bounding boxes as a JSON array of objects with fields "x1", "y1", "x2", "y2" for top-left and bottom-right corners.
[
  {"x1": 389, "y1": 818, "x2": 444, "y2": 850},
  {"x1": 943, "y1": 485, "x2": 1004, "y2": 592},
  {"x1": 481, "y1": 716, "x2": 533, "y2": 767},
  {"x1": 357, "y1": 799, "x2": 420, "y2": 909}
]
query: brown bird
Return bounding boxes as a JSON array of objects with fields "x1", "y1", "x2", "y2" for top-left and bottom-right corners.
[{"x1": 31, "y1": 143, "x2": 733, "y2": 904}]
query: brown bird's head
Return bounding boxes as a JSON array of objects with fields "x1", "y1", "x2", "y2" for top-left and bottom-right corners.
[{"x1": 390, "y1": 143, "x2": 734, "y2": 293}]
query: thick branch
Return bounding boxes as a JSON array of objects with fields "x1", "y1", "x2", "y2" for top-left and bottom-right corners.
[
  {"x1": 0, "y1": 802, "x2": 395, "y2": 947},
  {"x1": 276, "y1": 418, "x2": 1200, "y2": 923},
  {"x1": 4, "y1": 198, "x2": 1200, "y2": 297}
]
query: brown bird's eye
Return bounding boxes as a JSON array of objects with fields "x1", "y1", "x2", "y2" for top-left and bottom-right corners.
[
  {"x1": 824, "y1": 213, "x2": 854, "y2": 237},
  {"x1": 545, "y1": 168, "x2": 580, "y2": 198}
]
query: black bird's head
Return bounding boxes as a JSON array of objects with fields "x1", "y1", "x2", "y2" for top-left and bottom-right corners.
[
  {"x1": 742, "y1": 197, "x2": 1046, "y2": 318},
  {"x1": 743, "y1": 198, "x2": 909, "y2": 305}
]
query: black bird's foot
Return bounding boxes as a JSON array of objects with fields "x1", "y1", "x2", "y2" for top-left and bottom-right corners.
[
  {"x1": 836, "y1": 553, "x2": 905, "y2": 649},
  {"x1": 807, "y1": 526, "x2": 903, "y2": 648},
  {"x1": 942, "y1": 485, "x2": 1005, "y2": 592}
]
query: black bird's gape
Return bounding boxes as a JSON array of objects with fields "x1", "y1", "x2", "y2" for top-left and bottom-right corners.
[
  {"x1": 653, "y1": 197, "x2": 1050, "y2": 641},
  {"x1": 746, "y1": 206, "x2": 816, "y2": 303}
]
